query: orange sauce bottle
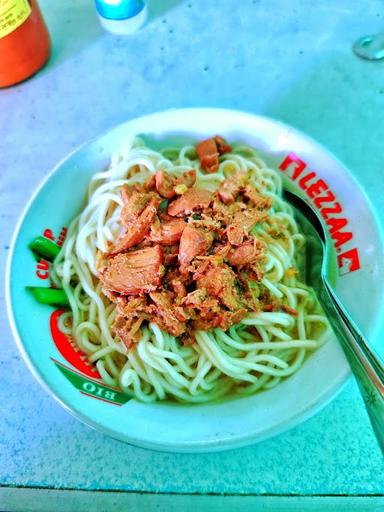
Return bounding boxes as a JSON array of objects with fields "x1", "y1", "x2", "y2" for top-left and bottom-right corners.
[{"x1": 0, "y1": 0, "x2": 50, "y2": 88}]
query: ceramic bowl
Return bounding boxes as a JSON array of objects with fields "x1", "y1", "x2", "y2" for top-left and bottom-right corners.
[{"x1": 6, "y1": 108, "x2": 384, "y2": 452}]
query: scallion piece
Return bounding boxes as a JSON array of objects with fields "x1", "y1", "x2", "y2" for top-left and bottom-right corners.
[
  {"x1": 29, "y1": 236, "x2": 61, "y2": 261},
  {"x1": 159, "y1": 199, "x2": 169, "y2": 213},
  {"x1": 27, "y1": 287, "x2": 69, "y2": 306}
]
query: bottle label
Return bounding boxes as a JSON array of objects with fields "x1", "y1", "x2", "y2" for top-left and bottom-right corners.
[{"x1": 0, "y1": 0, "x2": 31, "y2": 39}]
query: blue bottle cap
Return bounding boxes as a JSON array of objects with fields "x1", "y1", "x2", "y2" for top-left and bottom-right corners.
[{"x1": 95, "y1": 0, "x2": 145, "y2": 21}]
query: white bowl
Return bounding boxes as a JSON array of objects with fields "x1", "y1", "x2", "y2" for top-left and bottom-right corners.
[{"x1": 7, "y1": 108, "x2": 384, "y2": 452}]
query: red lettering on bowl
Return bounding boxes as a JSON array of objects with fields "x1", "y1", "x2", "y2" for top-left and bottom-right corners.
[
  {"x1": 279, "y1": 152, "x2": 361, "y2": 274},
  {"x1": 50, "y1": 309, "x2": 101, "y2": 379}
]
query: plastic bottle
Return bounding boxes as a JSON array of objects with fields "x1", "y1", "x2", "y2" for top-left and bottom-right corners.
[
  {"x1": 95, "y1": 0, "x2": 147, "y2": 35},
  {"x1": 0, "y1": 0, "x2": 50, "y2": 88}
]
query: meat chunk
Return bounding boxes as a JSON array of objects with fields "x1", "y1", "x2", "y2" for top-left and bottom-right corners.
[
  {"x1": 163, "y1": 244, "x2": 179, "y2": 266},
  {"x1": 155, "y1": 169, "x2": 196, "y2": 199},
  {"x1": 189, "y1": 213, "x2": 222, "y2": 234},
  {"x1": 195, "y1": 136, "x2": 232, "y2": 173},
  {"x1": 196, "y1": 138, "x2": 219, "y2": 173},
  {"x1": 142, "y1": 175, "x2": 156, "y2": 192},
  {"x1": 227, "y1": 239, "x2": 265, "y2": 266},
  {"x1": 120, "y1": 185, "x2": 134, "y2": 204},
  {"x1": 155, "y1": 171, "x2": 176, "y2": 199},
  {"x1": 114, "y1": 314, "x2": 145, "y2": 349},
  {"x1": 218, "y1": 175, "x2": 246, "y2": 205},
  {"x1": 100, "y1": 245, "x2": 164, "y2": 295},
  {"x1": 226, "y1": 225, "x2": 244, "y2": 245},
  {"x1": 214, "y1": 136, "x2": 232, "y2": 155},
  {"x1": 243, "y1": 186, "x2": 272, "y2": 210},
  {"x1": 113, "y1": 296, "x2": 156, "y2": 348},
  {"x1": 233, "y1": 208, "x2": 267, "y2": 232},
  {"x1": 178, "y1": 226, "x2": 213, "y2": 269},
  {"x1": 182, "y1": 291, "x2": 222, "y2": 329},
  {"x1": 171, "y1": 279, "x2": 187, "y2": 299},
  {"x1": 176, "y1": 169, "x2": 196, "y2": 189},
  {"x1": 247, "y1": 262, "x2": 264, "y2": 282},
  {"x1": 150, "y1": 218, "x2": 186, "y2": 245},
  {"x1": 197, "y1": 265, "x2": 240, "y2": 310},
  {"x1": 110, "y1": 196, "x2": 159, "y2": 255},
  {"x1": 149, "y1": 291, "x2": 187, "y2": 336},
  {"x1": 193, "y1": 308, "x2": 246, "y2": 331},
  {"x1": 211, "y1": 198, "x2": 232, "y2": 225},
  {"x1": 225, "y1": 208, "x2": 267, "y2": 247},
  {"x1": 168, "y1": 188, "x2": 213, "y2": 217},
  {"x1": 182, "y1": 288, "x2": 208, "y2": 307},
  {"x1": 120, "y1": 191, "x2": 151, "y2": 225},
  {"x1": 116, "y1": 296, "x2": 154, "y2": 316}
]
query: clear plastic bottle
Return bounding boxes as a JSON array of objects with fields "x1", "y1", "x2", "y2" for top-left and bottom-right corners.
[{"x1": 95, "y1": 0, "x2": 147, "y2": 35}]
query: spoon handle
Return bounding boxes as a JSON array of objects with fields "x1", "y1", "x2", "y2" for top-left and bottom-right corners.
[{"x1": 319, "y1": 281, "x2": 384, "y2": 453}]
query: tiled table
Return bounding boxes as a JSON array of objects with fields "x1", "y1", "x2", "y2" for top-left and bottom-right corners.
[{"x1": 1, "y1": 1, "x2": 383, "y2": 510}]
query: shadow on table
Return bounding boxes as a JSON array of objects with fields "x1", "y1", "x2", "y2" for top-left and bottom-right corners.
[
  {"x1": 146, "y1": 0, "x2": 184, "y2": 23},
  {"x1": 35, "y1": 1, "x2": 103, "y2": 79}
]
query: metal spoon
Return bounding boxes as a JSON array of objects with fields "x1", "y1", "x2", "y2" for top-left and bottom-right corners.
[
  {"x1": 353, "y1": 32, "x2": 384, "y2": 60},
  {"x1": 284, "y1": 190, "x2": 384, "y2": 452}
]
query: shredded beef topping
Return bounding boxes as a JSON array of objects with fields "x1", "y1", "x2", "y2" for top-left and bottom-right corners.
[{"x1": 98, "y1": 136, "x2": 275, "y2": 349}]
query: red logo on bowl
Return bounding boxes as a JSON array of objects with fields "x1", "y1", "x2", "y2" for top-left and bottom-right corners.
[
  {"x1": 35, "y1": 227, "x2": 68, "y2": 282},
  {"x1": 50, "y1": 309, "x2": 101, "y2": 379},
  {"x1": 279, "y1": 153, "x2": 361, "y2": 274},
  {"x1": 50, "y1": 312, "x2": 130, "y2": 406}
]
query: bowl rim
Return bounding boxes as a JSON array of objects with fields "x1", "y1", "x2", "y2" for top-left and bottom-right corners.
[{"x1": 6, "y1": 107, "x2": 384, "y2": 452}]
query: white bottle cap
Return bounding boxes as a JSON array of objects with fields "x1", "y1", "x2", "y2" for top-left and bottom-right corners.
[{"x1": 95, "y1": 0, "x2": 147, "y2": 35}]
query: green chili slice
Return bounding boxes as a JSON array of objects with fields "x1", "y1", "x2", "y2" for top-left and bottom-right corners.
[
  {"x1": 27, "y1": 287, "x2": 69, "y2": 306},
  {"x1": 29, "y1": 236, "x2": 61, "y2": 261}
]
